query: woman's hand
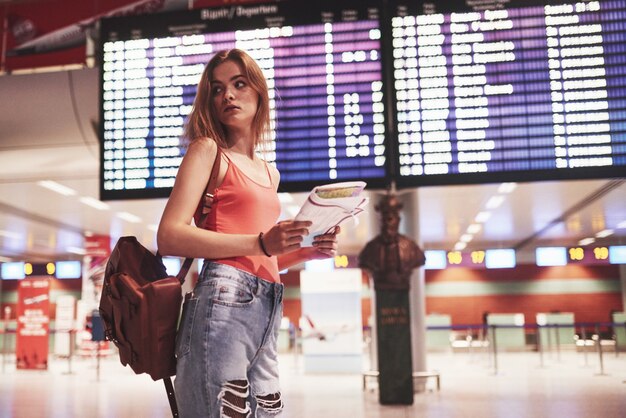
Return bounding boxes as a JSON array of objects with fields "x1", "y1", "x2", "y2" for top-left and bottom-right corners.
[
  {"x1": 309, "y1": 226, "x2": 341, "y2": 259},
  {"x1": 262, "y1": 220, "x2": 312, "y2": 256},
  {"x1": 274, "y1": 226, "x2": 341, "y2": 270}
]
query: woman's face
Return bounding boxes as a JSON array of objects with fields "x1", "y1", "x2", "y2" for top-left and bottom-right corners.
[{"x1": 210, "y1": 59, "x2": 259, "y2": 132}]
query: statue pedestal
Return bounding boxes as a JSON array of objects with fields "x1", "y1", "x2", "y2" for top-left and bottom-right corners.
[{"x1": 375, "y1": 289, "x2": 413, "y2": 405}]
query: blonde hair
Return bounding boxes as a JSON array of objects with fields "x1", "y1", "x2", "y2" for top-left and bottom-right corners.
[{"x1": 183, "y1": 49, "x2": 271, "y2": 150}]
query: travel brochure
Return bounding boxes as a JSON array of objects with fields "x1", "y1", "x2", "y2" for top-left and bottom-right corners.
[{"x1": 295, "y1": 181, "x2": 369, "y2": 245}]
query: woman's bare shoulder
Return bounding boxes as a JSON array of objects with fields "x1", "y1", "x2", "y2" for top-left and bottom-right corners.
[{"x1": 187, "y1": 137, "x2": 219, "y2": 158}]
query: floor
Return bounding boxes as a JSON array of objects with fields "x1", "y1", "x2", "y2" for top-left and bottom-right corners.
[{"x1": 1, "y1": 347, "x2": 625, "y2": 418}]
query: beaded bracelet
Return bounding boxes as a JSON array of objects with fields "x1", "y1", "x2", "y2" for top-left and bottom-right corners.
[{"x1": 258, "y1": 232, "x2": 272, "y2": 257}]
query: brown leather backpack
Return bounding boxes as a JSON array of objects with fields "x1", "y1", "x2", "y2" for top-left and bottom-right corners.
[{"x1": 100, "y1": 236, "x2": 184, "y2": 380}]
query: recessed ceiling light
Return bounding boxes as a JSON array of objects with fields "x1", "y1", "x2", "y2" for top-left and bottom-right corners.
[
  {"x1": 37, "y1": 180, "x2": 77, "y2": 196},
  {"x1": 475, "y1": 211, "x2": 492, "y2": 223},
  {"x1": 0, "y1": 230, "x2": 21, "y2": 239},
  {"x1": 79, "y1": 197, "x2": 110, "y2": 211},
  {"x1": 617, "y1": 220, "x2": 626, "y2": 229},
  {"x1": 454, "y1": 242, "x2": 467, "y2": 251},
  {"x1": 67, "y1": 246, "x2": 86, "y2": 255},
  {"x1": 116, "y1": 212, "x2": 142, "y2": 223},
  {"x1": 467, "y1": 223, "x2": 482, "y2": 234},
  {"x1": 485, "y1": 195, "x2": 505, "y2": 209},
  {"x1": 460, "y1": 234, "x2": 473, "y2": 243},
  {"x1": 498, "y1": 182, "x2": 517, "y2": 194},
  {"x1": 595, "y1": 229, "x2": 614, "y2": 238},
  {"x1": 578, "y1": 237, "x2": 595, "y2": 246}
]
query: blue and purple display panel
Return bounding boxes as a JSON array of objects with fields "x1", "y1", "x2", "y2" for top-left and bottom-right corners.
[
  {"x1": 99, "y1": 1, "x2": 388, "y2": 199},
  {"x1": 391, "y1": 0, "x2": 626, "y2": 187}
]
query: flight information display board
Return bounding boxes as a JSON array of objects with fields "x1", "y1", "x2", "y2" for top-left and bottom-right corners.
[
  {"x1": 391, "y1": 0, "x2": 626, "y2": 187},
  {"x1": 99, "y1": 0, "x2": 389, "y2": 199}
]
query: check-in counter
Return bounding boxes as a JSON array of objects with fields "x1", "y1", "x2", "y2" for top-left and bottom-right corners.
[
  {"x1": 537, "y1": 312, "x2": 576, "y2": 349},
  {"x1": 0, "y1": 319, "x2": 17, "y2": 353},
  {"x1": 613, "y1": 312, "x2": 626, "y2": 351},
  {"x1": 486, "y1": 313, "x2": 526, "y2": 349}
]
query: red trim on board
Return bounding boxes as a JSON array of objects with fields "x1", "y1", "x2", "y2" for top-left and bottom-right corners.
[
  {"x1": 426, "y1": 293, "x2": 623, "y2": 325},
  {"x1": 425, "y1": 264, "x2": 620, "y2": 283}
]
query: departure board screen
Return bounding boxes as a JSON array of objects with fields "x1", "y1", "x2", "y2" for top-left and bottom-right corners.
[
  {"x1": 391, "y1": 0, "x2": 626, "y2": 187},
  {"x1": 99, "y1": 0, "x2": 389, "y2": 199}
]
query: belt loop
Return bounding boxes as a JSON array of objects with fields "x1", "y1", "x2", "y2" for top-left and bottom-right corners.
[
  {"x1": 275, "y1": 283, "x2": 283, "y2": 301},
  {"x1": 197, "y1": 260, "x2": 208, "y2": 284},
  {"x1": 199, "y1": 259, "x2": 207, "y2": 277}
]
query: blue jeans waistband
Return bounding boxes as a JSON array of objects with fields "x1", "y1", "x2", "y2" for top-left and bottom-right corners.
[{"x1": 199, "y1": 261, "x2": 283, "y2": 297}]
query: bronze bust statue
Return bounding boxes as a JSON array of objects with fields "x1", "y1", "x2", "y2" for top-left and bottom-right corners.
[{"x1": 358, "y1": 194, "x2": 425, "y2": 291}]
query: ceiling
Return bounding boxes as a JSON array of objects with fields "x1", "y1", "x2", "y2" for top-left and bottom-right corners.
[{"x1": 0, "y1": 67, "x2": 625, "y2": 263}]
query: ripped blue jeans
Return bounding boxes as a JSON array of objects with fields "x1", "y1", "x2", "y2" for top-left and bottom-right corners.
[{"x1": 175, "y1": 261, "x2": 284, "y2": 417}]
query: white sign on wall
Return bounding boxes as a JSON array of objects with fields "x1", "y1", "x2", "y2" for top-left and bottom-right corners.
[
  {"x1": 300, "y1": 268, "x2": 363, "y2": 373},
  {"x1": 53, "y1": 295, "x2": 76, "y2": 357}
]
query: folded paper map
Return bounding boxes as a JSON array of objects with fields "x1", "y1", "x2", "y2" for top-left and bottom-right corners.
[{"x1": 295, "y1": 181, "x2": 368, "y2": 246}]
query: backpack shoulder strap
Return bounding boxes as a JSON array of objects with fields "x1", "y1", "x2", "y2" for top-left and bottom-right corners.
[{"x1": 175, "y1": 147, "x2": 222, "y2": 284}]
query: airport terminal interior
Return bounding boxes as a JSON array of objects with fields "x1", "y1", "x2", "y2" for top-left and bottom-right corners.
[{"x1": 1, "y1": 0, "x2": 626, "y2": 417}]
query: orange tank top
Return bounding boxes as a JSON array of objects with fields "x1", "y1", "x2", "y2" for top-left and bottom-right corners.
[{"x1": 197, "y1": 154, "x2": 281, "y2": 283}]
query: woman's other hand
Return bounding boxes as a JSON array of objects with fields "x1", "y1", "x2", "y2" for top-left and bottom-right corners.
[{"x1": 310, "y1": 226, "x2": 341, "y2": 259}]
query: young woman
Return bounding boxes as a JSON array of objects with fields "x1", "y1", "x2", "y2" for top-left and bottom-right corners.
[{"x1": 157, "y1": 49, "x2": 340, "y2": 417}]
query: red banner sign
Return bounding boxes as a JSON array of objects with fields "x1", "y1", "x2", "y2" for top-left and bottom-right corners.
[
  {"x1": 16, "y1": 278, "x2": 50, "y2": 370},
  {"x1": 0, "y1": 0, "x2": 268, "y2": 72}
]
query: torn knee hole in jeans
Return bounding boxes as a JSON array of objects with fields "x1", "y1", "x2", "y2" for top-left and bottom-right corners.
[
  {"x1": 218, "y1": 380, "x2": 250, "y2": 418},
  {"x1": 256, "y1": 392, "x2": 283, "y2": 414}
]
